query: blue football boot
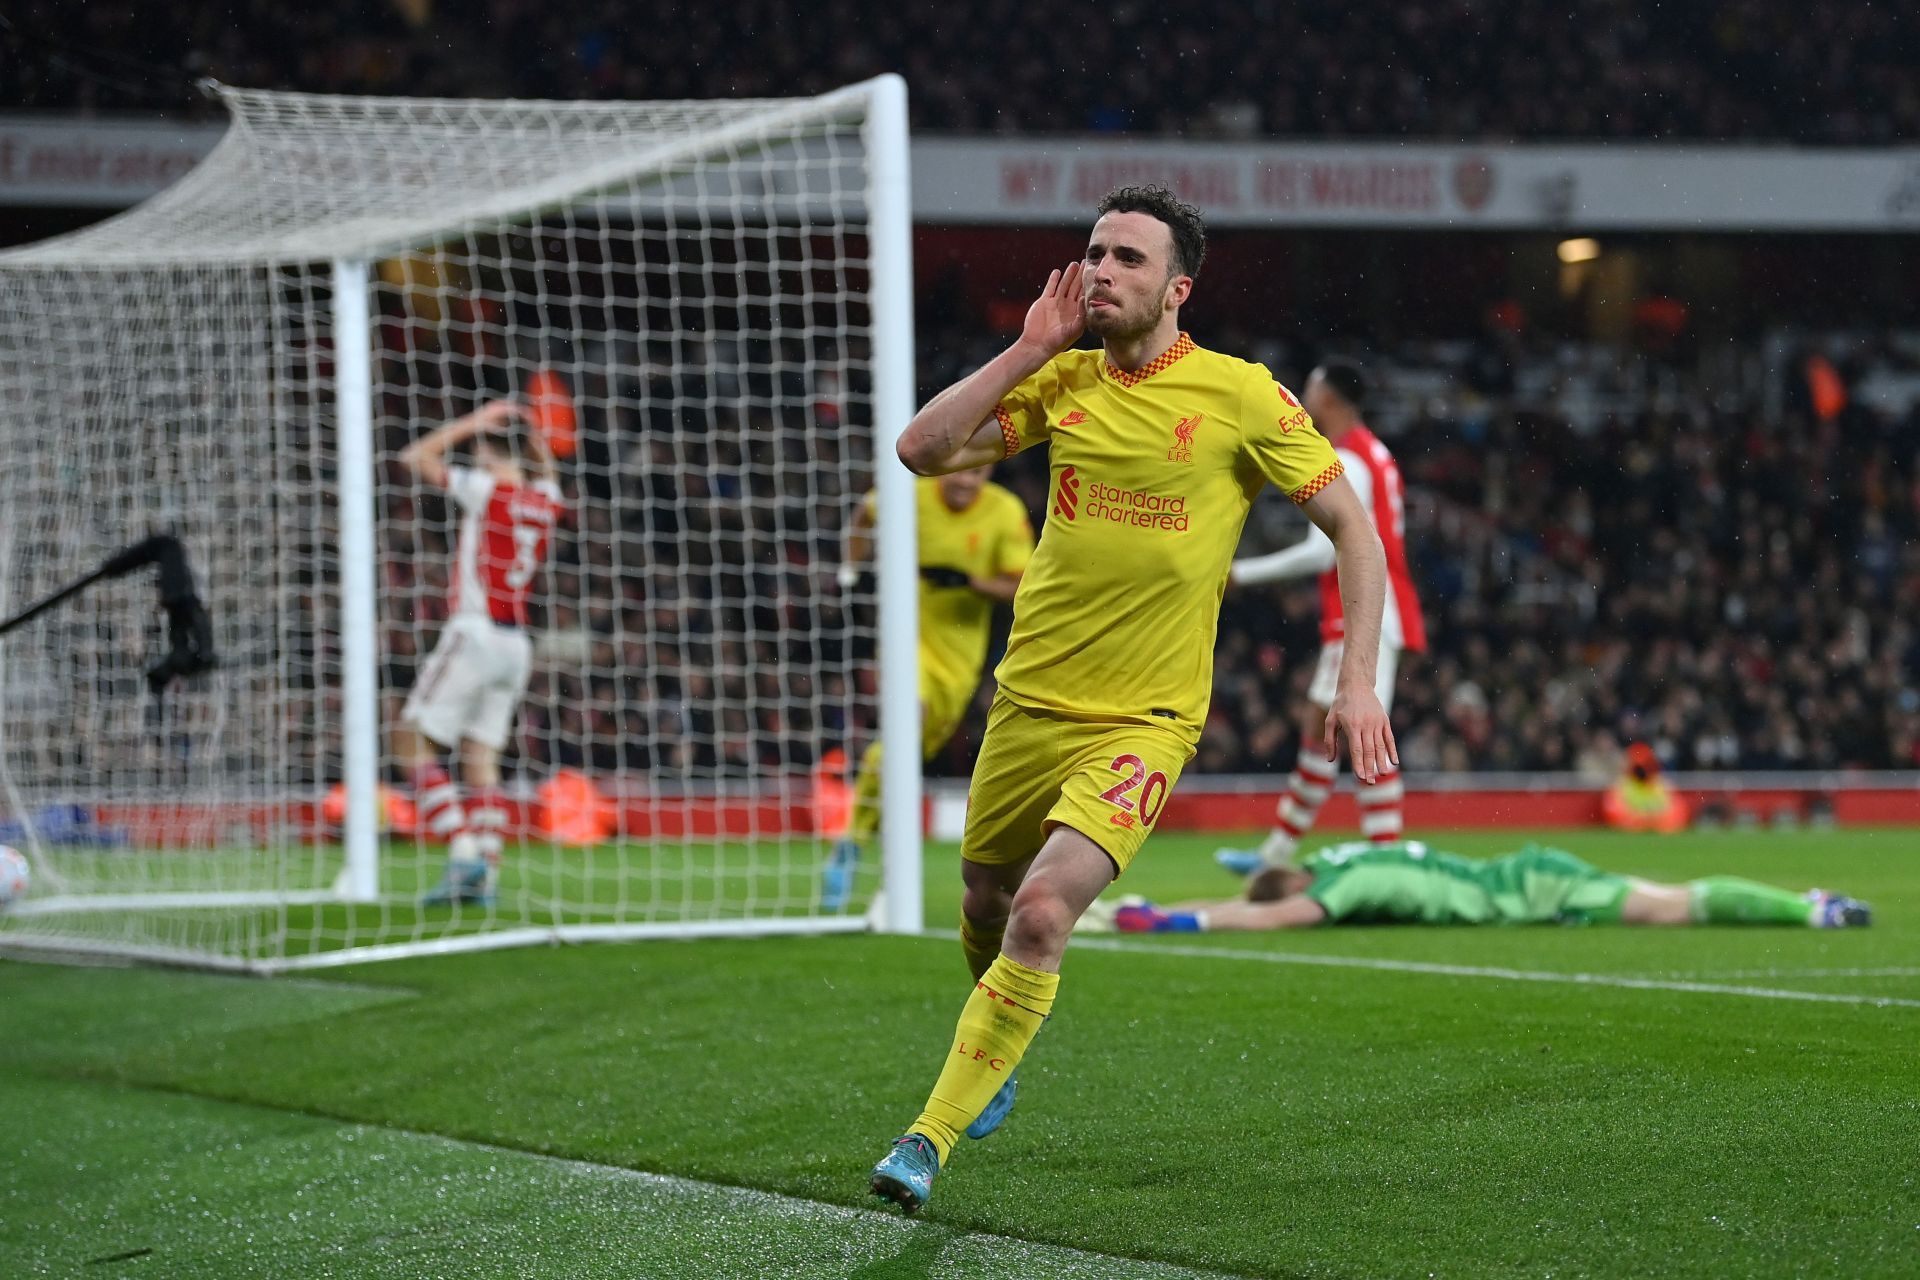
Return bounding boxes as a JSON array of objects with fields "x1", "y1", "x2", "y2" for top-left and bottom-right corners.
[
  {"x1": 420, "y1": 856, "x2": 493, "y2": 907},
  {"x1": 869, "y1": 1133, "x2": 940, "y2": 1213},
  {"x1": 966, "y1": 1072, "x2": 1018, "y2": 1140},
  {"x1": 1214, "y1": 847, "x2": 1264, "y2": 877}
]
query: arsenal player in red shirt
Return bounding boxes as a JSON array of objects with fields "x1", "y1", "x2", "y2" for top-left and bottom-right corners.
[
  {"x1": 1219, "y1": 358, "x2": 1427, "y2": 899},
  {"x1": 396, "y1": 397, "x2": 564, "y2": 906}
]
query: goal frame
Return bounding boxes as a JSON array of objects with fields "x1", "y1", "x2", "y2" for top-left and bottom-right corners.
[{"x1": 0, "y1": 74, "x2": 923, "y2": 972}]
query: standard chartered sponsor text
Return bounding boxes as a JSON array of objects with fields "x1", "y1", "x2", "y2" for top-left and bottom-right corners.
[{"x1": 1084, "y1": 480, "x2": 1190, "y2": 531}]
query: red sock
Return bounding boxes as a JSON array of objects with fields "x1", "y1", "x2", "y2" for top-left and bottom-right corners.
[
  {"x1": 411, "y1": 762, "x2": 464, "y2": 842},
  {"x1": 1274, "y1": 747, "x2": 1336, "y2": 840},
  {"x1": 466, "y1": 786, "x2": 509, "y2": 863},
  {"x1": 1359, "y1": 769, "x2": 1404, "y2": 843}
]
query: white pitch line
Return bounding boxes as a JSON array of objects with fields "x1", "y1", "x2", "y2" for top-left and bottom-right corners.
[
  {"x1": 70, "y1": 1076, "x2": 1250, "y2": 1280},
  {"x1": 403, "y1": 1128, "x2": 1248, "y2": 1280},
  {"x1": 1655, "y1": 966, "x2": 1920, "y2": 981},
  {"x1": 1069, "y1": 937, "x2": 1920, "y2": 1009}
]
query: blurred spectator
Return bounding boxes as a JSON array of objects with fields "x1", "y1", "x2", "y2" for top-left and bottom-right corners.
[
  {"x1": 1601, "y1": 741, "x2": 1691, "y2": 832},
  {"x1": 6, "y1": 1, "x2": 1919, "y2": 145},
  {"x1": 928, "y1": 320, "x2": 1920, "y2": 778},
  {"x1": 202, "y1": 280, "x2": 1920, "y2": 787}
]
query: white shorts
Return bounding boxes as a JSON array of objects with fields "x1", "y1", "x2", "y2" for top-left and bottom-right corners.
[
  {"x1": 1306, "y1": 639, "x2": 1400, "y2": 713},
  {"x1": 402, "y1": 616, "x2": 534, "y2": 752}
]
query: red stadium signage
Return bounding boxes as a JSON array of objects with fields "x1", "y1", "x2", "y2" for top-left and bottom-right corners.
[
  {"x1": 7, "y1": 118, "x2": 1920, "y2": 232},
  {"x1": 44, "y1": 771, "x2": 1920, "y2": 848},
  {"x1": 923, "y1": 138, "x2": 1920, "y2": 230},
  {"x1": 0, "y1": 118, "x2": 222, "y2": 206}
]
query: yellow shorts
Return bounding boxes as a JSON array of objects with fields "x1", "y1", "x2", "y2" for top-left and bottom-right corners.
[
  {"x1": 961, "y1": 693, "x2": 1195, "y2": 875},
  {"x1": 921, "y1": 667, "x2": 975, "y2": 759}
]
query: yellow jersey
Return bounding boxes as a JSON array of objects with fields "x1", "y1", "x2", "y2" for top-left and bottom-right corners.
[
  {"x1": 990, "y1": 333, "x2": 1341, "y2": 743},
  {"x1": 866, "y1": 478, "x2": 1036, "y2": 692}
]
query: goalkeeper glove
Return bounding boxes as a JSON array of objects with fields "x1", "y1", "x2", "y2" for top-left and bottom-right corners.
[{"x1": 919, "y1": 566, "x2": 972, "y2": 589}]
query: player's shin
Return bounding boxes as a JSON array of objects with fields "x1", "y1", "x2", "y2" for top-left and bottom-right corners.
[
  {"x1": 1689, "y1": 877, "x2": 1818, "y2": 926},
  {"x1": 959, "y1": 912, "x2": 1006, "y2": 982},
  {"x1": 846, "y1": 741, "x2": 883, "y2": 845},
  {"x1": 1263, "y1": 746, "x2": 1335, "y2": 865},
  {"x1": 1358, "y1": 767, "x2": 1403, "y2": 843},
  {"x1": 909, "y1": 954, "x2": 1057, "y2": 1163},
  {"x1": 466, "y1": 786, "x2": 510, "y2": 873},
  {"x1": 823, "y1": 743, "x2": 882, "y2": 910},
  {"x1": 411, "y1": 761, "x2": 465, "y2": 842}
]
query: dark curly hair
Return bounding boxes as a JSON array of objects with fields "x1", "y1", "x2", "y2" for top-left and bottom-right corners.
[
  {"x1": 1314, "y1": 357, "x2": 1367, "y2": 411},
  {"x1": 1096, "y1": 184, "x2": 1208, "y2": 280}
]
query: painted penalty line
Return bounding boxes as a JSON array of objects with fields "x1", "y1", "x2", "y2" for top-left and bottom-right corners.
[{"x1": 1068, "y1": 936, "x2": 1920, "y2": 1009}]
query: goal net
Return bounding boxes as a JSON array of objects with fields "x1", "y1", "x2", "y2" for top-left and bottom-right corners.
[{"x1": 0, "y1": 78, "x2": 922, "y2": 972}]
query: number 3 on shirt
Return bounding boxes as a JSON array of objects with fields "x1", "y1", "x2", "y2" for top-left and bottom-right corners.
[
  {"x1": 1099, "y1": 753, "x2": 1170, "y2": 827},
  {"x1": 505, "y1": 523, "x2": 544, "y2": 589}
]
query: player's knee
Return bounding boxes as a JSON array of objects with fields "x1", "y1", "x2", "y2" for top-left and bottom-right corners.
[
  {"x1": 961, "y1": 881, "x2": 1011, "y2": 927},
  {"x1": 1004, "y1": 884, "x2": 1075, "y2": 953}
]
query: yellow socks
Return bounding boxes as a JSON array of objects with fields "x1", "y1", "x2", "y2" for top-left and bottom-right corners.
[
  {"x1": 958, "y1": 913, "x2": 1005, "y2": 982},
  {"x1": 845, "y1": 741, "x2": 882, "y2": 844},
  {"x1": 910, "y1": 953, "x2": 1057, "y2": 1163}
]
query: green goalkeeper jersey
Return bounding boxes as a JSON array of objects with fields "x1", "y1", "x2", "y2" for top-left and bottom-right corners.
[{"x1": 1302, "y1": 841, "x2": 1631, "y2": 926}]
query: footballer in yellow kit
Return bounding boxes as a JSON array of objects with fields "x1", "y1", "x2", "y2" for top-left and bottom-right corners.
[
  {"x1": 891, "y1": 471, "x2": 1034, "y2": 756},
  {"x1": 968, "y1": 333, "x2": 1345, "y2": 874},
  {"x1": 868, "y1": 184, "x2": 1396, "y2": 1214},
  {"x1": 821, "y1": 468, "x2": 1034, "y2": 908}
]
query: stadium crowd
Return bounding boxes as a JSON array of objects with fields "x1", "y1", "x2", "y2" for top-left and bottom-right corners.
[
  {"x1": 1220, "y1": 388, "x2": 1920, "y2": 779},
  {"x1": 364, "y1": 311, "x2": 1920, "y2": 783},
  {"x1": 8, "y1": 0, "x2": 1919, "y2": 145},
  {"x1": 18, "y1": 0, "x2": 1917, "y2": 782},
  {"x1": 922, "y1": 326, "x2": 1920, "y2": 779}
]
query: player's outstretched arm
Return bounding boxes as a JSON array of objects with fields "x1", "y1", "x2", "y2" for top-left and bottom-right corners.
[
  {"x1": 896, "y1": 262, "x2": 1085, "y2": 476},
  {"x1": 1229, "y1": 526, "x2": 1336, "y2": 587},
  {"x1": 1235, "y1": 445, "x2": 1369, "y2": 587},
  {"x1": 1300, "y1": 477, "x2": 1397, "y2": 783},
  {"x1": 1148, "y1": 893, "x2": 1330, "y2": 930},
  {"x1": 1206, "y1": 894, "x2": 1330, "y2": 930},
  {"x1": 397, "y1": 399, "x2": 518, "y2": 489},
  {"x1": 522, "y1": 406, "x2": 560, "y2": 490}
]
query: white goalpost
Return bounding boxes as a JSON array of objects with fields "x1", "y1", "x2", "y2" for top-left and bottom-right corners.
[{"x1": 0, "y1": 76, "x2": 922, "y2": 972}]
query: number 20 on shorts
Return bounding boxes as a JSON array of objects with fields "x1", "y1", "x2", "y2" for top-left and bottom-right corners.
[{"x1": 1100, "y1": 753, "x2": 1169, "y2": 830}]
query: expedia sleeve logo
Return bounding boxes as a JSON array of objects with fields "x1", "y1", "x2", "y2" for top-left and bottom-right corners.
[{"x1": 1276, "y1": 384, "x2": 1307, "y2": 434}]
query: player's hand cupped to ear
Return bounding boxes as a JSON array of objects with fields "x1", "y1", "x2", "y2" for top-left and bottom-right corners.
[{"x1": 1019, "y1": 261, "x2": 1087, "y2": 359}]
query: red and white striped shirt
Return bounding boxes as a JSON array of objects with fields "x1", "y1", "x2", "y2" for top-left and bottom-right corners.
[
  {"x1": 444, "y1": 465, "x2": 563, "y2": 626},
  {"x1": 1233, "y1": 422, "x2": 1426, "y2": 653},
  {"x1": 1318, "y1": 424, "x2": 1425, "y2": 653}
]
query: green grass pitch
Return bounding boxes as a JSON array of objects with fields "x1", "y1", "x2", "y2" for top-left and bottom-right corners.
[{"x1": 4, "y1": 828, "x2": 1919, "y2": 1278}]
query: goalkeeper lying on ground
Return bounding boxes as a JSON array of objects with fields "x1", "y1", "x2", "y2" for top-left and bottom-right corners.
[{"x1": 1101, "y1": 840, "x2": 1872, "y2": 931}]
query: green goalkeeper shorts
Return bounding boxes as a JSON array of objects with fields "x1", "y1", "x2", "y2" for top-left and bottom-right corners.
[{"x1": 1482, "y1": 846, "x2": 1632, "y2": 925}]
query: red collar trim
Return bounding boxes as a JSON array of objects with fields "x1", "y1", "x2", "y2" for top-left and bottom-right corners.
[{"x1": 1104, "y1": 332, "x2": 1196, "y2": 387}]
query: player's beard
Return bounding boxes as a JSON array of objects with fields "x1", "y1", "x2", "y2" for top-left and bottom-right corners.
[{"x1": 1085, "y1": 294, "x2": 1158, "y2": 343}]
